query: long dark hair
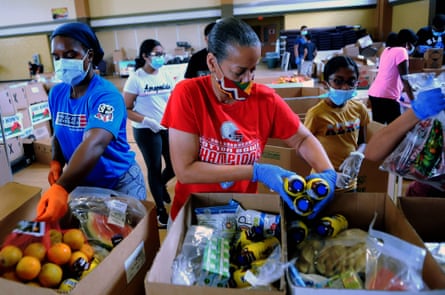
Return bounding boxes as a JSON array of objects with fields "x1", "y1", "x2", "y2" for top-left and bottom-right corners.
[
  {"x1": 135, "y1": 39, "x2": 162, "y2": 70},
  {"x1": 207, "y1": 17, "x2": 260, "y2": 61}
]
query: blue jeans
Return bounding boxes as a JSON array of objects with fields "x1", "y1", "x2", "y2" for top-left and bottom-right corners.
[
  {"x1": 114, "y1": 163, "x2": 147, "y2": 200},
  {"x1": 133, "y1": 127, "x2": 175, "y2": 211}
]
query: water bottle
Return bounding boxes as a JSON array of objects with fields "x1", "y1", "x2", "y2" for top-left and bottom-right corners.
[
  {"x1": 284, "y1": 175, "x2": 306, "y2": 197},
  {"x1": 315, "y1": 214, "x2": 348, "y2": 238},
  {"x1": 306, "y1": 178, "x2": 330, "y2": 200},
  {"x1": 293, "y1": 195, "x2": 313, "y2": 217},
  {"x1": 288, "y1": 219, "x2": 308, "y2": 244}
]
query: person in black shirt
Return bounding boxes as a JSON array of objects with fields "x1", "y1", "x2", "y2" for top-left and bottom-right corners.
[
  {"x1": 415, "y1": 13, "x2": 445, "y2": 63},
  {"x1": 184, "y1": 22, "x2": 216, "y2": 78}
]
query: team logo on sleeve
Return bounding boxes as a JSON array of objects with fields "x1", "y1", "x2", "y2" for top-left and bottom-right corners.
[
  {"x1": 221, "y1": 121, "x2": 243, "y2": 142},
  {"x1": 94, "y1": 103, "x2": 114, "y2": 122}
]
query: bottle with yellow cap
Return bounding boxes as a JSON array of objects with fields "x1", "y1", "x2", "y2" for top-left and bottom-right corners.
[
  {"x1": 315, "y1": 214, "x2": 348, "y2": 238},
  {"x1": 306, "y1": 178, "x2": 330, "y2": 200},
  {"x1": 284, "y1": 174, "x2": 306, "y2": 197},
  {"x1": 293, "y1": 195, "x2": 314, "y2": 217}
]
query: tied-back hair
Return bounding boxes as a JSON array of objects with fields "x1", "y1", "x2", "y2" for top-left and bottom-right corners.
[
  {"x1": 323, "y1": 55, "x2": 359, "y2": 81},
  {"x1": 134, "y1": 39, "x2": 162, "y2": 70},
  {"x1": 207, "y1": 17, "x2": 260, "y2": 61}
]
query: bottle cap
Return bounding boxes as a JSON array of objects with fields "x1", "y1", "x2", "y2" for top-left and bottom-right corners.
[
  {"x1": 293, "y1": 196, "x2": 313, "y2": 216},
  {"x1": 284, "y1": 175, "x2": 306, "y2": 197}
]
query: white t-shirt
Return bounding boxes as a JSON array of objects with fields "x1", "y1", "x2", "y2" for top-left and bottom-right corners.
[{"x1": 123, "y1": 67, "x2": 176, "y2": 128}]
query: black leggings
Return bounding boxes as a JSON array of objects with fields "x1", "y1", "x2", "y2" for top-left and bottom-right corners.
[{"x1": 369, "y1": 96, "x2": 401, "y2": 124}]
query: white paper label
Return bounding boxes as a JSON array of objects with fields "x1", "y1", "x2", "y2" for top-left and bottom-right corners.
[{"x1": 124, "y1": 241, "x2": 146, "y2": 283}]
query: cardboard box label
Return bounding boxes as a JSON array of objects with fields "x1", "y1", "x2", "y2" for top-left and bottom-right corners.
[
  {"x1": 125, "y1": 241, "x2": 146, "y2": 284},
  {"x1": 29, "y1": 101, "x2": 51, "y2": 125},
  {"x1": 1, "y1": 113, "x2": 24, "y2": 140}
]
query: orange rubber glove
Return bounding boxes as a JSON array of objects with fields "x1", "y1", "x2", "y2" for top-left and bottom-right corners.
[
  {"x1": 36, "y1": 184, "x2": 69, "y2": 222},
  {"x1": 48, "y1": 160, "x2": 62, "y2": 185}
]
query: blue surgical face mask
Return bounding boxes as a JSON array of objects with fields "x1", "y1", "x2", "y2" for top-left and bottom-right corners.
[
  {"x1": 407, "y1": 44, "x2": 415, "y2": 55},
  {"x1": 301, "y1": 30, "x2": 308, "y2": 36},
  {"x1": 54, "y1": 54, "x2": 89, "y2": 86},
  {"x1": 432, "y1": 29, "x2": 445, "y2": 37},
  {"x1": 150, "y1": 56, "x2": 165, "y2": 70},
  {"x1": 327, "y1": 87, "x2": 357, "y2": 106}
]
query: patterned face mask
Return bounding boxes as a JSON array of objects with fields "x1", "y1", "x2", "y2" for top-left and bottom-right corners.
[{"x1": 215, "y1": 64, "x2": 253, "y2": 101}]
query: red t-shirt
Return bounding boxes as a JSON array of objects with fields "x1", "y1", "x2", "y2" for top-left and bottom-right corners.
[{"x1": 162, "y1": 76, "x2": 300, "y2": 219}]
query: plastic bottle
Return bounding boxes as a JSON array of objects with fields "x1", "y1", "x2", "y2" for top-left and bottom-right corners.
[
  {"x1": 237, "y1": 236, "x2": 280, "y2": 266},
  {"x1": 293, "y1": 195, "x2": 313, "y2": 217},
  {"x1": 306, "y1": 178, "x2": 330, "y2": 200},
  {"x1": 315, "y1": 214, "x2": 348, "y2": 238},
  {"x1": 284, "y1": 174, "x2": 306, "y2": 197},
  {"x1": 288, "y1": 219, "x2": 308, "y2": 244}
]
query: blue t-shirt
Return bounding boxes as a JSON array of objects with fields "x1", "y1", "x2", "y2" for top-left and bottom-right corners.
[
  {"x1": 49, "y1": 74, "x2": 135, "y2": 188},
  {"x1": 295, "y1": 36, "x2": 307, "y2": 57}
]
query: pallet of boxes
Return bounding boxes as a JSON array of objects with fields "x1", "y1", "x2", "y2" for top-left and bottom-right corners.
[{"x1": 0, "y1": 183, "x2": 160, "y2": 294}]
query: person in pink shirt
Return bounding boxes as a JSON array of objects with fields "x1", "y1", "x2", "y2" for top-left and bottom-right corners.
[{"x1": 368, "y1": 29, "x2": 417, "y2": 124}]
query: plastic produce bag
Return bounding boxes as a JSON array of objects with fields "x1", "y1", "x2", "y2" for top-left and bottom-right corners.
[
  {"x1": 68, "y1": 186, "x2": 147, "y2": 250},
  {"x1": 380, "y1": 73, "x2": 445, "y2": 190},
  {"x1": 366, "y1": 215, "x2": 427, "y2": 291}
]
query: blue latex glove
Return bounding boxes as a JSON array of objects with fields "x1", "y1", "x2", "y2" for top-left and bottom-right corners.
[
  {"x1": 412, "y1": 88, "x2": 445, "y2": 120},
  {"x1": 305, "y1": 169, "x2": 336, "y2": 220},
  {"x1": 416, "y1": 45, "x2": 431, "y2": 54},
  {"x1": 252, "y1": 162, "x2": 297, "y2": 211}
]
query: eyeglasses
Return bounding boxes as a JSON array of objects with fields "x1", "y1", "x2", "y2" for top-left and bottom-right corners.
[
  {"x1": 329, "y1": 78, "x2": 358, "y2": 88},
  {"x1": 150, "y1": 52, "x2": 165, "y2": 57}
]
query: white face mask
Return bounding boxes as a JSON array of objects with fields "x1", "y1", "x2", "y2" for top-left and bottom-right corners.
[{"x1": 54, "y1": 55, "x2": 89, "y2": 86}]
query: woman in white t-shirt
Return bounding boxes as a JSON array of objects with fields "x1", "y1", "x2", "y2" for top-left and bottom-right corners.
[{"x1": 123, "y1": 39, "x2": 176, "y2": 227}]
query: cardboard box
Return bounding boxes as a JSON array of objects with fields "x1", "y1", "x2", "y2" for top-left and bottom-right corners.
[
  {"x1": 29, "y1": 101, "x2": 51, "y2": 125},
  {"x1": 255, "y1": 76, "x2": 315, "y2": 89},
  {"x1": 0, "y1": 186, "x2": 160, "y2": 295},
  {"x1": 145, "y1": 193, "x2": 287, "y2": 295},
  {"x1": 4, "y1": 136, "x2": 24, "y2": 163},
  {"x1": 274, "y1": 86, "x2": 325, "y2": 100},
  {"x1": 1, "y1": 113, "x2": 24, "y2": 140},
  {"x1": 424, "y1": 48, "x2": 444, "y2": 69},
  {"x1": 287, "y1": 193, "x2": 445, "y2": 293},
  {"x1": 0, "y1": 182, "x2": 42, "y2": 243},
  {"x1": 258, "y1": 121, "x2": 389, "y2": 193},
  {"x1": 0, "y1": 88, "x2": 16, "y2": 116},
  {"x1": 397, "y1": 197, "x2": 445, "y2": 243},
  {"x1": 9, "y1": 84, "x2": 28, "y2": 110},
  {"x1": 25, "y1": 82, "x2": 48, "y2": 105},
  {"x1": 357, "y1": 65, "x2": 378, "y2": 89},
  {"x1": 409, "y1": 57, "x2": 425, "y2": 73},
  {"x1": 284, "y1": 97, "x2": 322, "y2": 114},
  {"x1": 0, "y1": 146, "x2": 12, "y2": 186},
  {"x1": 33, "y1": 137, "x2": 52, "y2": 165}
]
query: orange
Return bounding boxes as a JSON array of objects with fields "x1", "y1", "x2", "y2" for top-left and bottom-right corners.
[
  {"x1": 38, "y1": 262, "x2": 63, "y2": 288},
  {"x1": 63, "y1": 229, "x2": 85, "y2": 251},
  {"x1": 69, "y1": 251, "x2": 89, "y2": 268},
  {"x1": 24, "y1": 242, "x2": 46, "y2": 262},
  {"x1": 47, "y1": 242, "x2": 72, "y2": 265},
  {"x1": 0, "y1": 245, "x2": 23, "y2": 268},
  {"x1": 2, "y1": 271, "x2": 20, "y2": 282},
  {"x1": 49, "y1": 229, "x2": 63, "y2": 245},
  {"x1": 26, "y1": 281, "x2": 41, "y2": 287},
  {"x1": 79, "y1": 243, "x2": 94, "y2": 261},
  {"x1": 16, "y1": 256, "x2": 41, "y2": 281}
]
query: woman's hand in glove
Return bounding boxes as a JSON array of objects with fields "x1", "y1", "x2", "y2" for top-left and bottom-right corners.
[
  {"x1": 412, "y1": 88, "x2": 445, "y2": 120},
  {"x1": 252, "y1": 162, "x2": 297, "y2": 211},
  {"x1": 305, "y1": 169, "x2": 337, "y2": 219},
  {"x1": 339, "y1": 150, "x2": 365, "y2": 180}
]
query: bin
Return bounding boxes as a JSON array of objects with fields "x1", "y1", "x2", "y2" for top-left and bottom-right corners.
[{"x1": 265, "y1": 52, "x2": 280, "y2": 69}]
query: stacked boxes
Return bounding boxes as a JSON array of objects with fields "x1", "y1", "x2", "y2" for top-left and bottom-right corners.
[
  {"x1": 0, "y1": 82, "x2": 51, "y2": 169},
  {"x1": 0, "y1": 182, "x2": 160, "y2": 294}
]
